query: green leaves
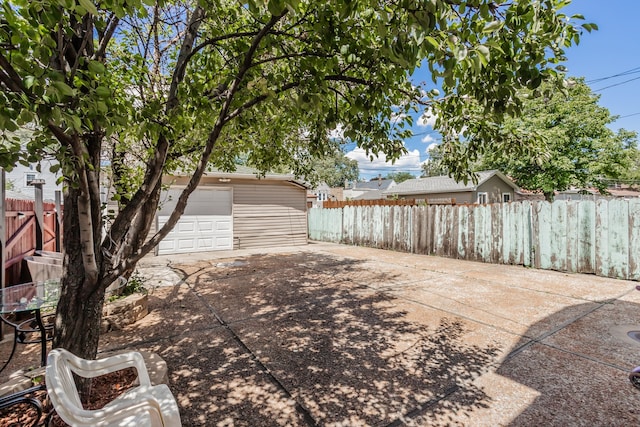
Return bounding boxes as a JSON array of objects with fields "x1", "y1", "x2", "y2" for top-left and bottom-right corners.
[
  {"x1": 77, "y1": 0, "x2": 98, "y2": 15},
  {"x1": 474, "y1": 78, "x2": 638, "y2": 198},
  {"x1": 0, "y1": 0, "x2": 589, "y2": 202},
  {"x1": 51, "y1": 81, "x2": 74, "y2": 97},
  {"x1": 483, "y1": 21, "x2": 503, "y2": 33}
]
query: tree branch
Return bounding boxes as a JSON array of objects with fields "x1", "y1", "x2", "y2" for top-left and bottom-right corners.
[
  {"x1": 250, "y1": 51, "x2": 333, "y2": 68},
  {"x1": 47, "y1": 121, "x2": 74, "y2": 147},
  {"x1": 93, "y1": 13, "x2": 119, "y2": 61},
  {"x1": 131, "y1": 11, "x2": 289, "y2": 265},
  {"x1": 0, "y1": 52, "x2": 26, "y2": 93},
  {"x1": 167, "y1": 6, "x2": 205, "y2": 112}
]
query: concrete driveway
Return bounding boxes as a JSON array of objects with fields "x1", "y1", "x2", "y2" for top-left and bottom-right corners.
[{"x1": 94, "y1": 243, "x2": 640, "y2": 425}]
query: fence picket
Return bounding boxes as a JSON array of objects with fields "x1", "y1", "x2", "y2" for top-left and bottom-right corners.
[
  {"x1": 629, "y1": 199, "x2": 640, "y2": 279},
  {"x1": 308, "y1": 198, "x2": 640, "y2": 281}
]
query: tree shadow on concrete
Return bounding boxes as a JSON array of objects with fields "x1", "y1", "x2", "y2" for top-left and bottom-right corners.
[
  {"x1": 161, "y1": 251, "x2": 503, "y2": 426},
  {"x1": 492, "y1": 298, "x2": 640, "y2": 426}
]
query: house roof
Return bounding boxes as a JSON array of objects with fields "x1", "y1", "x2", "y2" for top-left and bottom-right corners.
[
  {"x1": 352, "y1": 189, "x2": 387, "y2": 200},
  {"x1": 354, "y1": 179, "x2": 395, "y2": 191},
  {"x1": 383, "y1": 170, "x2": 518, "y2": 196},
  {"x1": 172, "y1": 166, "x2": 308, "y2": 188}
]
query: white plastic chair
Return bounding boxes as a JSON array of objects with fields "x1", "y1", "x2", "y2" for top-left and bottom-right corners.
[{"x1": 46, "y1": 348, "x2": 181, "y2": 426}]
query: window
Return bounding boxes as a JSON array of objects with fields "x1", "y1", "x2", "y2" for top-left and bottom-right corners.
[
  {"x1": 502, "y1": 193, "x2": 511, "y2": 203},
  {"x1": 477, "y1": 192, "x2": 487, "y2": 204},
  {"x1": 317, "y1": 192, "x2": 328, "y2": 202},
  {"x1": 25, "y1": 173, "x2": 36, "y2": 186}
]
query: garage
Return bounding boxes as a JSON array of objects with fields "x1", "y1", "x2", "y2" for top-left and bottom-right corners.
[
  {"x1": 156, "y1": 168, "x2": 308, "y2": 255},
  {"x1": 156, "y1": 187, "x2": 233, "y2": 255}
]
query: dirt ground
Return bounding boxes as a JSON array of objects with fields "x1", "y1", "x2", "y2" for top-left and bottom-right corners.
[{"x1": 2, "y1": 242, "x2": 640, "y2": 426}]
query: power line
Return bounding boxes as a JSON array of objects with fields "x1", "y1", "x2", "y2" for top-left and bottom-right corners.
[
  {"x1": 618, "y1": 111, "x2": 640, "y2": 119},
  {"x1": 586, "y1": 66, "x2": 640, "y2": 84},
  {"x1": 593, "y1": 75, "x2": 640, "y2": 92}
]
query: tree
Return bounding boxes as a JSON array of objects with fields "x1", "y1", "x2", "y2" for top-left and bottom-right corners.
[
  {"x1": 309, "y1": 145, "x2": 359, "y2": 188},
  {"x1": 421, "y1": 143, "x2": 448, "y2": 177},
  {"x1": 475, "y1": 78, "x2": 638, "y2": 200},
  {"x1": 385, "y1": 172, "x2": 414, "y2": 183},
  {"x1": 0, "y1": 0, "x2": 585, "y2": 363}
]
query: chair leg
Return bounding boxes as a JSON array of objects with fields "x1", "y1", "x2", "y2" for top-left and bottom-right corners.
[{"x1": 0, "y1": 331, "x2": 19, "y2": 374}]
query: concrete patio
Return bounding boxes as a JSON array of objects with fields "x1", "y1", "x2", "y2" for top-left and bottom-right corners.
[{"x1": 3, "y1": 241, "x2": 640, "y2": 425}]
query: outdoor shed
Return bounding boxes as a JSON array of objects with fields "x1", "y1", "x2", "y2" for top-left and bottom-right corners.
[
  {"x1": 384, "y1": 170, "x2": 518, "y2": 204},
  {"x1": 156, "y1": 168, "x2": 308, "y2": 255}
]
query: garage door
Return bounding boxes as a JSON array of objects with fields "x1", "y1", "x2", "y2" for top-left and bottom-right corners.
[{"x1": 156, "y1": 187, "x2": 232, "y2": 254}]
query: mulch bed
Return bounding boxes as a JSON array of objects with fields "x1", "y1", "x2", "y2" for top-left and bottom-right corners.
[{"x1": 0, "y1": 368, "x2": 137, "y2": 426}]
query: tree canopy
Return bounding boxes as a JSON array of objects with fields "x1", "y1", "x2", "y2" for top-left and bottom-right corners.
[
  {"x1": 421, "y1": 143, "x2": 448, "y2": 177},
  {"x1": 308, "y1": 145, "x2": 359, "y2": 188},
  {"x1": 0, "y1": 0, "x2": 587, "y2": 360},
  {"x1": 385, "y1": 171, "x2": 415, "y2": 183},
  {"x1": 476, "y1": 78, "x2": 638, "y2": 200}
]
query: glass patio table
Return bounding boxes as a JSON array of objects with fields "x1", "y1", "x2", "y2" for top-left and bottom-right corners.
[{"x1": 0, "y1": 280, "x2": 61, "y2": 370}]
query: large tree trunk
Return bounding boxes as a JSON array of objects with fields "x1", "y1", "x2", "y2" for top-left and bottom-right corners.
[{"x1": 52, "y1": 185, "x2": 106, "y2": 361}]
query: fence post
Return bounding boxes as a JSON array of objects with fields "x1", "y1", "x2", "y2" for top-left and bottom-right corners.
[
  {"x1": 31, "y1": 179, "x2": 45, "y2": 251},
  {"x1": 55, "y1": 190, "x2": 62, "y2": 252},
  {"x1": 0, "y1": 169, "x2": 5, "y2": 340}
]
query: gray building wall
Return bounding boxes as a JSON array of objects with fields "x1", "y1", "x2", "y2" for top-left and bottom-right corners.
[
  {"x1": 476, "y1": 175, "x2": 515, "y2": 203},
  {"x1": 394, "y1": 175, "x2": 514, "y2": 204}
]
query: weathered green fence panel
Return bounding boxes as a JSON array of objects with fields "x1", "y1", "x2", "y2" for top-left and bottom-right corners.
[
  {"x1": 308, "y1": 198, "x2": 640, "y2": 281},
  {"x1": 532, "y1": 201, "x2": 551, "y2": 270},
  {"x1": 458, "y1": 205, "x2": 469, "y2": 260},
  {"x1": 629, "y1": 199, "x2": 640, "y2": 279},
  {"x1": 565, "y1": 201, "x2": 579, "y2": 273},
  {"x1": 595, "y1": 200, "x2": 610, "y2": 277},
  {"x1": 550, "y1": 201, "x2": 568, "y2": 271},
  {"x1": 608, "y1": 199, "x2": 630, "y2": 279},
  {"x1": 577, "y1": 200, "x2": 595, "y2": 274},
  {"x1": 308, "y1": 207, "x2": 342, "y2": 242}
]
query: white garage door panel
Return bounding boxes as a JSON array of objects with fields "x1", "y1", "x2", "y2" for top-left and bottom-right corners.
[
  {"x1": 158, "y1": 215, "x2": 233, "y2": 254},
  {"x1": 217, "y1": 221, "x2": 231, "y2": 231},
  {"x1": 157, "y1": 186, "x2": 233, "y2": 254}
]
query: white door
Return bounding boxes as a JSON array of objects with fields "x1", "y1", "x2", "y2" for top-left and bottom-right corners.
[{"x1": 157, "y1": 187, "x2": 232, "y2": 254}]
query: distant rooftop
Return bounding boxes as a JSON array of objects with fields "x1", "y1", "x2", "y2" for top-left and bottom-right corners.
[
  {"x1": 353, "y1": 179, "x2": 395, "y2": 191},
  {"x1": 384, "y1": 170, "x2": 517, "y2": 196}
]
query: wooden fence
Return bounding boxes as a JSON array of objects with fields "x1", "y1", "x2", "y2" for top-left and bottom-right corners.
[
  {"x1": 5, "y1": 198, "x2": 60, "y2": 285},
  {"x1": 323, "y1": 198, "x2": 456, "y2": 208},
  {"x1": 323, "y1": 199, "x2": 418, "y2": 208},
  {"x1": 308, "y1": 199, "x2": 640, "y2": 281}
]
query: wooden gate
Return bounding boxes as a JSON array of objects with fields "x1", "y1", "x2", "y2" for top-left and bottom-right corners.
[{"x1": 4, "y1": 197, "x2": 61, "y2": 285}]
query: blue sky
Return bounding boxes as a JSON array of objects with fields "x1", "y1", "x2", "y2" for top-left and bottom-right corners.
[{"x1": 346, "y1": 0, "x2": 640, "y2": 181}]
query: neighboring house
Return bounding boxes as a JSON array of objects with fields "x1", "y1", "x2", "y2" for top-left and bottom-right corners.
[
  {"x1": 307, "y1": 184, "x2": 345, "y2": 208},
  {"x1": 556, "y1": 185, "x2": 640, "y2": 201},
  {"x1": 4, "y1": 159, "x2": 62, "y2": 201},
  {"x1": 384, "y1": 170, "x2": 518, "y2": 204},
  {"x1": 344, "y1": 179, "x2": 396, "y2": 200},
  {"x1": 352, "y1": 189, "x2": 387, "y2": 201},
  {"x1": 156, "y1": 167, "x2": 308, "y2": 255}
]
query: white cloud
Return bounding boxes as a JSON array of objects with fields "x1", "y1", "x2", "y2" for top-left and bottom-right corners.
[
  {"x1": 417, "y1": 108, "x2": 437, "y2": 128},
  {"x1": 425, "y1": 142, "x2": 438, "y2": 153},
  {"x1": 328, "y1": 124, "x2": 344, "y2": 140},
  {"x1": 390, "y1": 112, "x2": 408, "y2": 123},
  {"x1": 345, "y1": 146, "x2": 422, "y2": 176},
  {"x1": 421, "y1": 134, "x2": 436, "y2": 144}
]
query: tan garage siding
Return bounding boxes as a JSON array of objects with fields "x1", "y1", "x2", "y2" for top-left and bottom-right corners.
[{"x1": 232, "y1": 181, "x2": 307, "y2": 249}]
